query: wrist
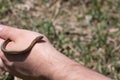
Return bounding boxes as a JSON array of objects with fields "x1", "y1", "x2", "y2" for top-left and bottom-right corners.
[
  {"x1": 39, "y1": 49, "x2": 77, "y2": 80},
  {"x1": 34, "y1": 43, "x2": 76, "y2": 80},
  {"x1": 51, "y1": 60, "x2": 79, "y2": 80}
]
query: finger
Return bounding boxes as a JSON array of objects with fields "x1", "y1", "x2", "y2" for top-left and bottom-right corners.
[
  {"x1": 0, "y1": 58, "x2": 4, "y2": 68},
  {"x1": 0, "y1": 38, "x2": 5, "y2": 57},
  {"x1": 0, "y1": 58, "x2": 9, "y2": 71},
  {"x1": 0, "y1": 24, "x2": 21, "y2": 40}
]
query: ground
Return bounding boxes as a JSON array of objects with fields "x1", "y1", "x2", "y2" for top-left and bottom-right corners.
[{"x1": 0, "y1": 0, "x2": 120, "y2": 80}]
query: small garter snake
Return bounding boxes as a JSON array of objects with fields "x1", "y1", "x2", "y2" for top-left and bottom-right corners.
[{"x1": 1, "y1": 36, "x2": 43, "y2": 55}]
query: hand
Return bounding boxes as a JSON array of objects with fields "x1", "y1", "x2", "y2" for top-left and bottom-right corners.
[{"x1": 0, "y1": 25, "x2": 57, "y2": 80}]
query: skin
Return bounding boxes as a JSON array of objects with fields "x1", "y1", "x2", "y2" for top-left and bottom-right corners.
[{"x1": 0, "y1": 25, "x2": 112, "y2": 80}]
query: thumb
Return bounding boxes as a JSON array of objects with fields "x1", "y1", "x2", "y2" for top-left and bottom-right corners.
[{"x1": 0, "y1": 25, "x2": 20, "y2": 40}]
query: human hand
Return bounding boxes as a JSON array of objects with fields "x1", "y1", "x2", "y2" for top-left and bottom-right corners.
[{"x1": 0, "y1": 25, "x2": 58, "y2": 80}]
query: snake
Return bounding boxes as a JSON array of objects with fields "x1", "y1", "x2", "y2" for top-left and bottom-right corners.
[{"x1": 1, "y1": 36, "x2": 43, "y2": 55}]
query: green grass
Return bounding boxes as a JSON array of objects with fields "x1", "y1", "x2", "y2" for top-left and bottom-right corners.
[{"x1": 0, "y1": 0, "x2": 120, "y2": 80}]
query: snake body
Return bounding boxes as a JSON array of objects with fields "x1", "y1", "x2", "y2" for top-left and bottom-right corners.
[{"x1": 1, "y1": 36, "x2": 43, "y2": 55}]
